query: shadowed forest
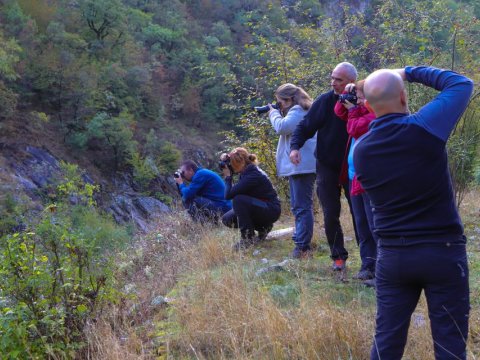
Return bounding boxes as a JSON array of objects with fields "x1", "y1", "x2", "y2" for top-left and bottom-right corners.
[{"x1": 0, "y1": 0, "x2": 479, "y2": 358}]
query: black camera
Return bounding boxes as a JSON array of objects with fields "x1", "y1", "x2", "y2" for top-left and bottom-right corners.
[
  {"x1": 218, "y1": 157, "x2": 230, "y2": 170},
  {"x1": 219, "y1": 155, "x2": 234, "y2": 173},
  {"x1": 254, "y1": 103, "x2": 279, "y2": 114},
  {"x1": 174, "y1": 170, "x2": 182, "y2": 179},
  {"x1": 339, "y1": 87, "x2": 358, "y2": 105}
]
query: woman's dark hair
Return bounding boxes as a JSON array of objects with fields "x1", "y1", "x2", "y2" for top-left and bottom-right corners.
[
  {"x1": 181, "y1": 160, "x2": 198, "y2": 172},
  {"x1": 275, "y1": 83, "x2": 313, "y2": 110}
]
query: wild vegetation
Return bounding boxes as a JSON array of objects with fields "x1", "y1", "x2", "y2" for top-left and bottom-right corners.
[
  {"x1": 85, "y1": 191, "x2": 480, "y2": 359},
  {"x1": 0, "y1": 0, "x2": 479, "y2": 358}
]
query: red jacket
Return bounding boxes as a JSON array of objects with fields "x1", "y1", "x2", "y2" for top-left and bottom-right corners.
[{"x1": 334, "y1": 100, "x2": 375, "y2": 194}]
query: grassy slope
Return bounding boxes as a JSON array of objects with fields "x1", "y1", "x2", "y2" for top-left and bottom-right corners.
[{"x1": 86, "y1": 190, "x2": 480, "y2": 359}]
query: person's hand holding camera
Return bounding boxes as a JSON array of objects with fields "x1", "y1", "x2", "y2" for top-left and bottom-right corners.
[
  {"x1": 342, "y1": 99, "x2": 356, "y2": 110},
  {"x1": 267, "y1": 103, "x2": 277, "y2": 115},
  {"x1": 173, "y1": 170, "x2": 183, "y2": 184},
  {"x1": 219, "y1": 153, "x2": 232, "y2": 178},
  {"x1": 339, "y1": 83, "x2": 358, "y2": 110},
  {"x1": 222, "y1": 166, "x2": 231, "y2": 178},
  {"x1": 345, "y1": 83, "x2": 356, "y2": 93}
]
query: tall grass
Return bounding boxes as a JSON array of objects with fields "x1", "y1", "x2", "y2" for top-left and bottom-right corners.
[{"x1": 85, "y1": 192, "x2": 480, "y2": 359}]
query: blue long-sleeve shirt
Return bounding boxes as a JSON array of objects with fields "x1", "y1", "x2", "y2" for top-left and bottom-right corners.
[
  {"x1": 354, "y1": 66, "x2": 474, "y2": 245},
  {"x1": 179, "y1": 168, "x2": 232, "y2": 209}
]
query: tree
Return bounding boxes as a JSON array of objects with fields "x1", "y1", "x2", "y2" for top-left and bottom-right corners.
[
  {"x1": 79, "y1": 0, "x2": 127, "y2": 54},
  {"x1": 0, "y1": 29, "x2": 21, "y2": 119},
  {"x1": 86, "y1": 111, "x2": 137, "y2": 171}
]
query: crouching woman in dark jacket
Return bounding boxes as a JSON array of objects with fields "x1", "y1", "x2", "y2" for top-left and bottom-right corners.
[{"x1": 221, "y1": 147, "x2": 281, "y2": 251}]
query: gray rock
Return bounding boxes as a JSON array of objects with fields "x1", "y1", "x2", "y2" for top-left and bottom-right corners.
[
  {"x1": 108, "y1": 194, "x2": 170, "y2": 232},
  {"x1": 133, "y1": 197, "x2": 169, "y2": 217},
  {"x1": 151, "y1": 296, "x2": 169, "y2": 307},
  {"x1": 255, "y1": 259, "x2": 293, "y2": 276}
]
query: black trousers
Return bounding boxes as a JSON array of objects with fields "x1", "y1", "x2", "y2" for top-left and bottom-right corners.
[
  {"x1": 222, "y1": 194, "x2": 280, "y2": 239},
  {"x1": 316, "y1": 162, "x2": 357, "y2": 260},
  {"x1": 371, "y1": 243, "x2": 469, "y2": 360},
  {"x1": 349, "y1": 181, "x2": 377, "y2": 272}
]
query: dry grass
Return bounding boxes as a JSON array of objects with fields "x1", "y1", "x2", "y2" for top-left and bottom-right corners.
[
  {"x1": 170, "y1": 268, "x2": 375, "y2": 359},
  {"x1": 84, "y1": 190, "x2": 480, "y2": 359}
]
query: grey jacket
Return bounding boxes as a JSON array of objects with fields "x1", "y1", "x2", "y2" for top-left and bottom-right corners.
[{"x1": 269, "y1": 105, "x2": 317, "y2": 177}]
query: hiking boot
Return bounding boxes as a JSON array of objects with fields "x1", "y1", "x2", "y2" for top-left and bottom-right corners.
[
  {"x1": 332, "y1": 259, "x2": 346, "y2": 271},
  {"x1": 353, "y1": 269, "x2": 374, "y2": 280},
  {"x1": 363, "y1": 278, "x2": 376, "y2": 288},
  {"x1": 290, "y1": 246, "x2": 313, "y2": 259},
  {"x1": 257, "y1": 224, "x2": 273, "y2": 242}
]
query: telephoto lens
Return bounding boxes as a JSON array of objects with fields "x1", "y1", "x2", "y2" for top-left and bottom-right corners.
[{"x1": 254, "y1": 103, "x2": 279, "y2": 114}]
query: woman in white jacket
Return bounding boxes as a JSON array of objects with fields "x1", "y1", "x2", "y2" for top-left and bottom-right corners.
[{"x1": 268, "y1": 83, "x2": 317, "y2": 258}]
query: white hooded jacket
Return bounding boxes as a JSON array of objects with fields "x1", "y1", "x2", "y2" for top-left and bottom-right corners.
[{"x1": 269, "y1": 105, "x2": 317, "y2": 177}]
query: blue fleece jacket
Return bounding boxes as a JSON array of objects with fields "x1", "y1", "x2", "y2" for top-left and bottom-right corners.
[
  {"x1": 179, "y1": 168, "x2": 232, "y2": 209},
  {"x1": 354, "y1": 66, "x2": 474, "y2": 245}
]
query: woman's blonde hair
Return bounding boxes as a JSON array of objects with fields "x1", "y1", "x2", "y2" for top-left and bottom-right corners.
[
  {"x1": 275, "y1": 83, "x2": 313, "y2": 110},
  {"x1": 228, "y1": 147, "x2": 257, "y2": 172}
]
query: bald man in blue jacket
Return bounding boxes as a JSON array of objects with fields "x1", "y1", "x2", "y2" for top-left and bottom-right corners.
[{"x1": 355, "y1": 66, "x2": 473, "y2": 360}]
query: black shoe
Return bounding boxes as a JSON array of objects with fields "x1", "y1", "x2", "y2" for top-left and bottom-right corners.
[
  {"x1": 290, "y1": 246, "x2": 313, "y2": 259},
  {"x1": 353, "y1": 269, "x2": 374, "y2": 280},
  {"x1": 257, "y1": 224, "x2": 273, "y2": 242},
  {"x1": 363, "y1": 278, "x2": 376, "y2": 288}
]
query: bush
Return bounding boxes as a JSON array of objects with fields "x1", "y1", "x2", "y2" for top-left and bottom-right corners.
[
  {"x1": 0, "y1": 81, "x2": 18, "y2": 120},
  {"x1": 0, "y1": 193, "x2": 25, "y2": 237},
  {"x1": 129, "y1": 150, "x2": 158, "y2": 192},
  {"x1": 0, "y1": 163, "x2": 130, "y2": 357},
  {"x1": 448, "y1": 93, "x2": 480, "y2": 207}
]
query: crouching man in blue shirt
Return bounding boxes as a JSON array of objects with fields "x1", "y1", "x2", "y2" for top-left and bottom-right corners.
[
  {"x1": 175, "y1": 160, "x2": 232, "y2": 223},
  {"x1": 354, "y1": 66, "x2": 473, "y2": 359}
]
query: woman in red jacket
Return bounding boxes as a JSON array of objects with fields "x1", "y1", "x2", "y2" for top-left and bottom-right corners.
[{"x1": 335, "y1": 80, "x2": 377, "y2": 284}]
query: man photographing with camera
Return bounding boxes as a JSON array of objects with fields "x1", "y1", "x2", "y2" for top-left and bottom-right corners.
[
  {"x1": 174, "y1": 160, "x2": 232, "y2": 223},
  {"x1": 290, "y1": 61, "x2": 359, "y2": 271},
  {"x1": 354, "y1": 66, "x2": 473, "y2": 359}
]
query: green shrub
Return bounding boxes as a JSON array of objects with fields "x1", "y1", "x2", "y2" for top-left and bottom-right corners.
[
  {"x1": 129, "y1": 150, "x2": 158, "y2": 192},
  {"x1": 0, "y1": 193, "x2": 24, "y2": 237},
  {"x1": 448, "y1": 93, "x2": 480, "y2": 207},
  {"x1": 157, "y1": 142, "x2": 181, "y2": 173},
  {"x1": 0, "y1": 162, "x2": 130, "y2": 357}
]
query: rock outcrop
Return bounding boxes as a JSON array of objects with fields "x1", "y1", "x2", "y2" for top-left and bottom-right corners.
[{"x1": 1, "y1": 144, "x2": 171, "y2": 232}]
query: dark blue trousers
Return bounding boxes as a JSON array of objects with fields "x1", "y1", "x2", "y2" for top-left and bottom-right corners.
[
  {"x1": 184, "y1": 196, "x2": 230, "y2": 223},
  {"x1": 289, "y1": 173, "x2": 316, "y2": 250},
  {"x1": 371, "y1": 243, "x2": 469, "y2": 360},
  {"x1": 349, "y1": 182, "x2": 377, "y2": 272},
  {"x1": 316, "y1": 162, "x2": 357, "y2": 260}
]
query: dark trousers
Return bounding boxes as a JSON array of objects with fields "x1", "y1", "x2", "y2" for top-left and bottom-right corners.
[
  {"x1": 371, "y1": 243, "x2": 469, "y2": 360},
  {"x1": 349, "y1": 182, "x2": 377, "y2": 272},
  {"x1": 316, "y1": 162, "x2": 355, "y2": 260},
  {"x1": 184, "y1": 196, "x2": 230, "y2": 223},
  {"x1": 222, "y1": 194, "x2": 281, "y2": 239}
]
